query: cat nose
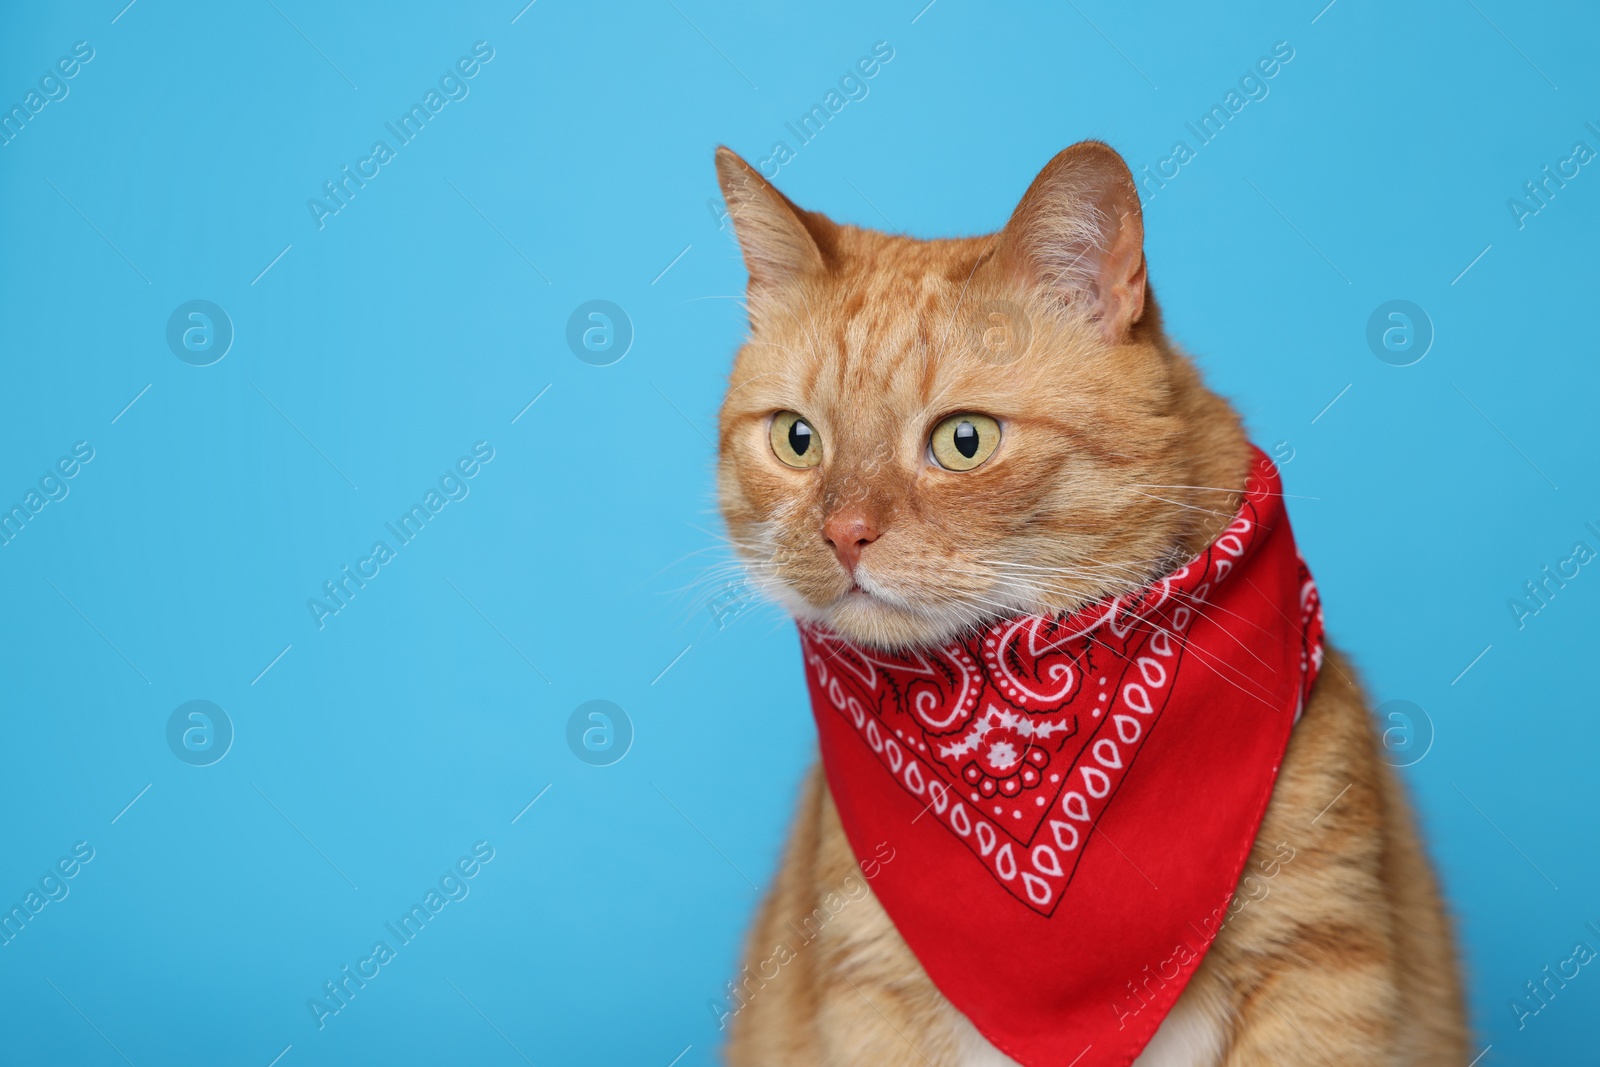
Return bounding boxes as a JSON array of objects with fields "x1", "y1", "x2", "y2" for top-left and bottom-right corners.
[{"x1": 822, "y1": 512, "x2": 881, "y2": 574}]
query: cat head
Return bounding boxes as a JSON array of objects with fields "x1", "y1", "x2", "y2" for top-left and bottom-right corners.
[{"x1": 714, "y1": 142, "x2": 1246, "y2": 650}]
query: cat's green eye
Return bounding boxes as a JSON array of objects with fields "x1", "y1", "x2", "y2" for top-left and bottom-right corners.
[
  {"x1": 770, "y1": 411, "x2": 821, "y2": 469},
  {"x1": 930, "y1": 413, "x2": 1001, "y2": 471}
]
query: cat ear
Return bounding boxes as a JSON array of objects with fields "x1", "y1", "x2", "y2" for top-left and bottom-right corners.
[
  {"x1": 714, "y1": 147, "x2": 830, "y2": 295},
  {"x1": 995, "y1": 142, "x2": 1147, "y2": 344}
]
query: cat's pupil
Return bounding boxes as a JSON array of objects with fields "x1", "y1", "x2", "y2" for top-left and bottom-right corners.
[
  {"x1": 789, "y1": 420, "x2": 813, "y2": 455},
  {"x1": 954, "y1": 421, "x2": 979, "y2": 458}
]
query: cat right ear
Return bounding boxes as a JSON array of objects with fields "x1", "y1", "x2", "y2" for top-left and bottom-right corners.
[
  {"x1": 994, "y1": 142, "x2": 1148, "y2": 344},
  {"x1": 714, "y1": 147, "x2": 830, "y2": 298}
]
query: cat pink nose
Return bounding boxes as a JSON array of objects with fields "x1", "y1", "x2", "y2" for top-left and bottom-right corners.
[{"x1": 823, "y1": 512, "x2": 881, "y2": 574}]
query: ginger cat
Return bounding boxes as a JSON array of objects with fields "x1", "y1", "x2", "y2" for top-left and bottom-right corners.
[{"x1": 711, "y1": 142, "x2": 1468, "y2": 1065}]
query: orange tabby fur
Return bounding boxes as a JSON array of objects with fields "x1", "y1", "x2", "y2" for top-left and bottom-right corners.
[{"x1": 712, "y1": 142, "x2": 1468, "y2": 1065}]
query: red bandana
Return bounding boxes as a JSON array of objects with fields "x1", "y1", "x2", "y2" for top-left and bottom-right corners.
[{"x1": 798, "y1": 449, "x2": 1323, "y2": 1067}]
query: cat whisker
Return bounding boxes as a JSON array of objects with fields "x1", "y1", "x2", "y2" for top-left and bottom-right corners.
[
  {"x1": 938, "y1": 581, "x2": 1284, "y2": 708},
  {"x1": 977, "y1": 557, "x2": 1172, "y2": 575},
  {"x1": 1076, "y1": 551, "x2": 1184, "y2": 580},
  {"x1": 1122, "y1": 488, "x2": 1234, "y2": 519},
  {"x1": 1130, "y1": 482, "x2": 1319, "y2": 501}
]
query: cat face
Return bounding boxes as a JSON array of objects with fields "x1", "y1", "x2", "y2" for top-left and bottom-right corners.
[{"x1": 714, "y1": 143, "x2": 1244, "y2": 650}]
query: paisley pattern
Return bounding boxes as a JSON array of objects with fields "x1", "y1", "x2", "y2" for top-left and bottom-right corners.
[{"x1": 800, "y1": 459, "x2": 1324, "y2": 916}]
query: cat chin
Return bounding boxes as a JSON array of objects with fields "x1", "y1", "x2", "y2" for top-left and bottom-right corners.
[
  {"x1": 759, "y1": 566, "x2": 1067, "y2": 650},
  {"x1": 825, "y1": 614, "x2": 975, "y2": 652},
  {"x1": 807, "y1": 591, "x2": 1012, "y2": 653},
  {"x1": 761, "y1": 575, "x2": 1059, "y2": 651}
]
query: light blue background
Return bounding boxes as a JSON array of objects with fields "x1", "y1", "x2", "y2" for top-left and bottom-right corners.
[{"x1": 1, "y1": 1, "x2": 1595, "y2": 1064}]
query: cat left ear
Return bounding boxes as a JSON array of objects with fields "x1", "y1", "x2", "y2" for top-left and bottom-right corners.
[
  {"x1": 714, "y1": 147, "x2": 831, "y2": 296},
  {"x1": 995, "y1": 142, "x2": 1147, "y2": 344}
]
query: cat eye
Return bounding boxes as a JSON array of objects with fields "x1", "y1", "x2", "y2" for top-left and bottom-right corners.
[
  {"x1": 770, "y1": 411, "x2": 822, "y2": 469},
  {"x1": 929, "y1": 413, "x2": 1001, "y2": 471}
]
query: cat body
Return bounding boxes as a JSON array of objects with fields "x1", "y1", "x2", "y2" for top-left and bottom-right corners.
[{"x1": 712, "y1": 142, "x2": 1467, "y2": 1065}]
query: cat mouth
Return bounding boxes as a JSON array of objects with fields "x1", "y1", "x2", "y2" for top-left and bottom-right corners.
[
  {"x1": 836, "y1": 573, "x2": 924, "y2": 613},
  {"x1": 843, "y1": 572, "x2": 891, "y2": 602},
  {"x1": 827, "y1": 578, "x2": 878, "y2": 609}
]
